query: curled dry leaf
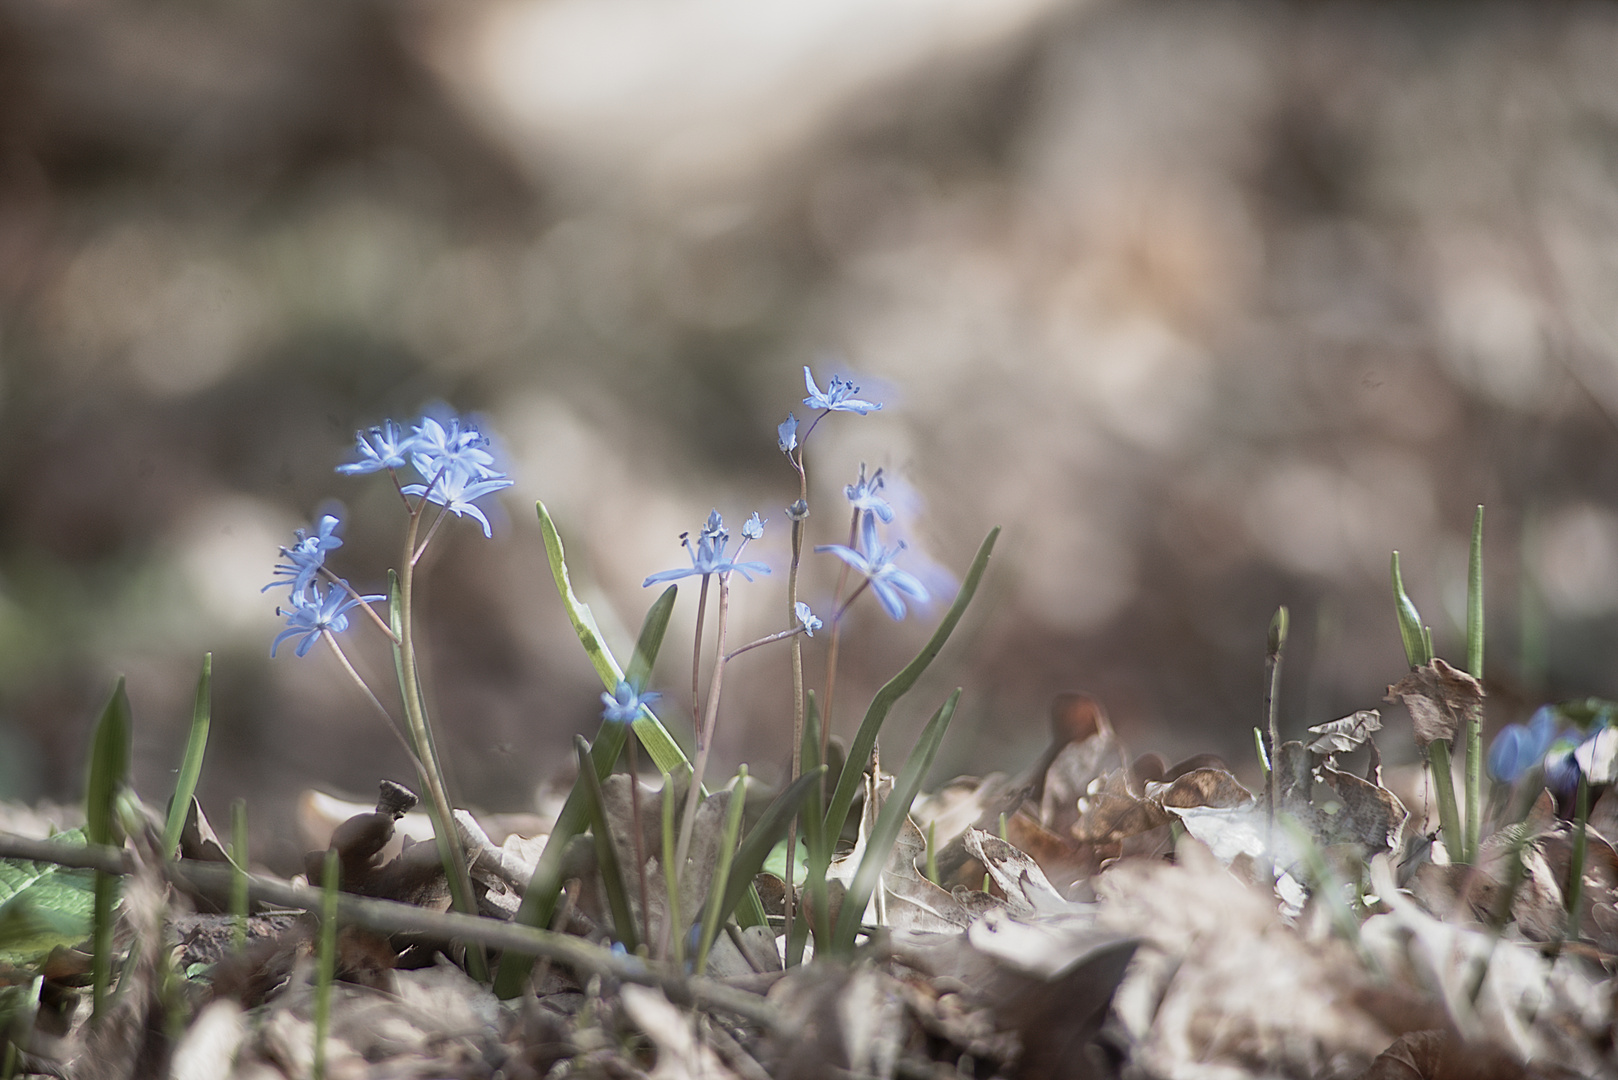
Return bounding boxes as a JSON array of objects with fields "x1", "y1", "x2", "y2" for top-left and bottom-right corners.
[
  {"x1": 1307, "y1": 710, "x2": 1384, "y2": 758},
  {"x1": 1385, "y1": 659, "x2": 1483, "y2": 749},
  {"x1": 961, "y1": 828, "x2": 1073, "y2": 917},
  {"x1": 622, "y1": 984, "x2": 742, "y2": 1080}
]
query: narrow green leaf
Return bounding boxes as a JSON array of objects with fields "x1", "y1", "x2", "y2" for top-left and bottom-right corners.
[
  {"x1": 832, "y1": 689, "x2": 962, "y2": 952},
  {"x1": 493, "y1": 717, "x2": 635, "y2": 996},
  {"x1": 163, "y1": 654, "x2": 212, "y2": 858},
  {"x1": 662, "y1": 767, "x2": 683, "y2": 965},
  {"x1": 790, "y1": 694, "x2": 829, "y2": 965},
  {"x1": 1390, "y1": 552, "x2": 1431, "y2": 668},
  {"x1": 85, "y1": 679, "x2": 130, "y2": 1020},
  {"x1": 711, "y1": 766, "x2": 826, "y2": 935},
  {"x1": 695, "y1": 768, "x2": 749, "y2": 975},
  {"x1": 825, "y1": 528, "x2": 998, "y2": 843},
  {"x1": 574, "y1": 736, "x2": 638, "y2": 953},
  {"x1": 230, "y1": 799, "x2": 249, "y2": 953},
  {"x1": 538, "y1": 502, "x2": 691, "y2": 777},
  {"x1": 313, "y1": 849, "x2": 338, "y2": 1080}
]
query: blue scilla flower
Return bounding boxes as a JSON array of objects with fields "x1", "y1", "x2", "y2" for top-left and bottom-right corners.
[
  {"x1": 803, "y1": 367, "x2": 881, "y2": 415},
  {"x1": 794, "y1": 601, "x2": 822, "y2": 637},
  {"x1": 410, "y1": 415, "x2": 502, "y2": 485},
  {"x1": 263, "y1": 515, "x2": 344, "y2": 599},
  {"x1": 401, "y1": 464, "x2": 514, "y2": 538},
  {"x1": 337, "y1": 420, "x2": 418, "y2": 476},
  {"x1": 743, "y1": 513, "x2": 765, "y2": 540},
  {"x1": 643, "y1": 511, "x2": 771, "y2": 587},
  {"x1": 778, "y1": 413, "x2": 799, "y2": 454},
  {"x1": 1545, "y1": 737, "x2": 1582, "y2": 797},
  {"x1": 844, "y1": 464, "x2": 895, "y2": 524},
  {"x1": 1487, "y1": 705, "x2": 1559, "y2": 783},
  {"x1": 602, "y1": 680, "x2": 660, "y2": 724},
  {"x1": 816, "y1": 512, "x2": 929, "y2": 620},
  {"x1": 272, "y1": 581, "x2": 384, "y2": 658}
]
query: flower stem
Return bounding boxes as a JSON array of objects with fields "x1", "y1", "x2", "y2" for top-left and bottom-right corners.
[
  {"x1": 784, "y1": 452, "x2": 809, "y2": 962},
  {"x1": 396, "y1": 508, "x2": 486, "y2": 980},
  {"x1": 320, "y1": 630, "x2": 430, "y2": 782},
  {"x1": 675, "y1": 576, "x2": 730, "y2": 892},
  {"x1": 819, "y1": 509, "x2": 859, "y2": 779}
]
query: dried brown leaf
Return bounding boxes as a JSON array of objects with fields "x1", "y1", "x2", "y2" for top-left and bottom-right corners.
[
  {"x1": 1319, "y1": 764, "x2": 1408, "y2": 855},
  {"x1": 1385, "y1": 660, "x2": 1483, "y2": 748},
  {"x1": 1307, "y1": 710, "x2": 1384, "y2": 758},
  {"x1": 961, "y1": 828, "x2": 1072, "y2": 917},
  {"x1": 1145, "y1": 767, "x2": 1254, "y2": 810},
  {"x1": 1071, "y1": 769, "x2": 1168, "y2": 844}
]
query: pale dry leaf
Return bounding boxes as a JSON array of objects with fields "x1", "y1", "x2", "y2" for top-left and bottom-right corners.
[
  {"x1": 961, "y1": 827, "x2": 1072, "y2": 917},
  {"x1": 1385, "y1": 659, "x2": 1483, "y2": 748},
  {"x1": 1097, "y1": 841, "x2": 1392, "y2": 1078},
  {"x1": 621, "y1": 983, "x2": 741, "y2": 1080},
  {"x1": 170, "y1": 1000, "x2": 248, "y2": 1080},
  {"x1": 1144, "y1": 767, "x2": 1254, "y2": 810},
  {"x1": 1306, "y1": 710, "x2": 1384, "y2": 758}
]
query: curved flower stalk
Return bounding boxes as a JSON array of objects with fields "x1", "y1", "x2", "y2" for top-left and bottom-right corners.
[{"x1": 269, "y1": 406, "x2": 513, "y2": 980}]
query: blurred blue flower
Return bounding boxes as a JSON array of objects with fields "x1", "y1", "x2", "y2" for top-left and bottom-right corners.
[
  {"x1": 1487, "y1": 705, "x2": 1559, "y2": 783},
  {"x1": 643, "y1": 511, "x2": 771, "y2": 586},
  {"x1": 602, "y1": 680, "x2": 660, "y2": 724},
  {"x1": 1545, "y1": 738, "x2": 1582, "y2": 797},
  {"x1": 816, "y1": 512, "x2": 929, "y2": 620},
  {"x1": 803, "y1": 367, "x2": 881, "y2": 415},
  {"x1": 410, "y1": 415, "x2": 503, "y2": 484},
  {"x1": 272, "y1": 581, "x2": 384, "y2": 658},
  {"x1": 337, "y1": 420, "x2": 418, "y2": 476},
  {"x1": 778, "y1": 413, "x2": 799, "y2": 454},
  {"x1": 264, "y1": 515, "x2": 344, "y2": 599},
  {"x1": 844, "y1": 464, "x2": 895, "y2": 524},
  {"x1": 794, "y1": 602, "x2": 822, "y2": 637},
  {"x1": 401, "y1": 465, "x2": 514, "y2": 538},
  {"x1": 743, "y1": 513, "x2": 765, "y2": 540}
]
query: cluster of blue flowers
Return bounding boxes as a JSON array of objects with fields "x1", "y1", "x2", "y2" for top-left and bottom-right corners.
[
  {"x1": 267, "y1": 410, "x2": 513, "y2": 658},
  {"x1": 1488, "y1": 703, "x2": 1618, "y2": 794},
  {"x1": 339, "y1": 414, "x2": 514, "y2": 537}
]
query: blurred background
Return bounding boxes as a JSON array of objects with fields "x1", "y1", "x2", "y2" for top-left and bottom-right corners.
[{"x1": 5, "y1": 0, "x2": 1618, "y2": 869}]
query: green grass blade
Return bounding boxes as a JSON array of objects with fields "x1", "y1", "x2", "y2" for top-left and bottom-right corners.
[
  {"x1": 539, "y1": 502, "x2": 691, "y2": 777},
  {"x1": 695, "y1": 768, "x2": 748, "y2": 975},
  {"x1": 1390, "y1": 552, "x2": 1431, "y2": 668},
  {"x1": 230, "y1": 799, "x2": 249, "y2": 953},
  {"x1": 493, "y1": 718, "x2": 636, "y2": 996},
  {"x1": 162, "y1": 654, "x2": 212, "y2": 858},
  {"x1": 712, "y1": 766, "x2": 826, "y2": 935},
  {"x1": 790, "y1": 694, "x2": 828, "y2": 965},
  {"x1": 573, "y1": 737, "x2": 639, "y2": 953},
  {"x1": 86, "y1": 678, "x2": 130, "y2": 1021},
  {"x1": 832, "y1": 689, "x2": 961, "y2": 953},
  {"x1": 313, "y1": 849, "x2": 338, "y2": 1080},
  {"x1": 824, "y1": 528, "x2": 998, "y2": 843},
  {"x1": 662, "y1": 767, "x2": 684, "y2": 965}
]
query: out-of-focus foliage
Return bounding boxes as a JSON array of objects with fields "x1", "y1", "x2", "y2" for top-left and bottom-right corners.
[{"x1": 5, "y1": 0, "x2": 1618, "y2": 872}]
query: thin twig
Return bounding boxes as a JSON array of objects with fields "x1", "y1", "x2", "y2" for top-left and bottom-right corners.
[{"x1": 0, "y1": 835, "x2": 783, "y2": 1032}]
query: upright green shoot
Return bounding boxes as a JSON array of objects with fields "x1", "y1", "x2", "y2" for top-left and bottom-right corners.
[
  {"x1": 1391, "y1": 551, "x2": 1463, "y2": 863},
  {"x1": 162, "y1": 654, "x2": 212, "y2": 858},
  {"x1": 85, "y1": 679, "x2": 130, "y2": 1021},
  {"x1": 313, "y1": 849, "x2": 339, "y2": 1080}
]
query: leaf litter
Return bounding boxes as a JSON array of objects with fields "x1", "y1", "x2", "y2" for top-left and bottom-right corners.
[{"x1": 3, "y1": 694, "x2": 1617, "y2": 1079}]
